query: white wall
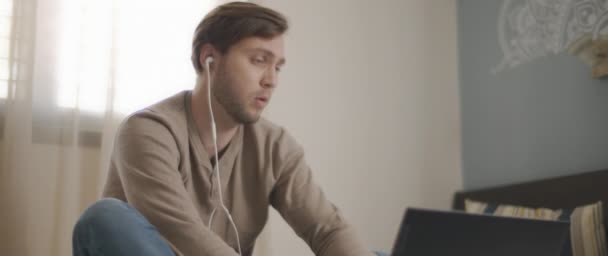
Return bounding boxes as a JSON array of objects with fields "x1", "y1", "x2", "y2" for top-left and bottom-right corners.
[{"x1": 253, "y1": 0, "x2": 462, "y2": 255}]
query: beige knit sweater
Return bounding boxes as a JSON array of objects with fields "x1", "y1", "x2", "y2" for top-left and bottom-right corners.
[{"x1": 102, "y1": 91, "x2": 372, "y2": 256}]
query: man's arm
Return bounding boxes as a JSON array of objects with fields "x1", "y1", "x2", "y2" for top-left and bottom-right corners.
[
  {"x1": 269, "y1": 129, "x2": 373, "y2": 256},
  {"x1": 111, "y1": 115, "x2": 238, "y2": 256}
]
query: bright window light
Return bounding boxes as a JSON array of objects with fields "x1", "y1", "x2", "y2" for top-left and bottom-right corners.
[
  {"x1": 0, "y1": 0, "x2": 12, "y2": 99},
  {"x1": 56, "y1": 0, "x2": 213, "y2": 114}
]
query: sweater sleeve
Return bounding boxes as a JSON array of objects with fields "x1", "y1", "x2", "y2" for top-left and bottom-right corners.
[
  {"x1": 110, "y1": 114, "x2": 239, "y2": 256},
  {"x1": 269, "y1": 129, "x2": 373, "y2": 256}
]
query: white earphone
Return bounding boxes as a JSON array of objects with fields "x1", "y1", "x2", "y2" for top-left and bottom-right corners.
[
  {"x1": 204, "y1": 55, "x2": 242, "y2": 256},
  {"x1": 205, "y1": 56, "x2": 214, "y2": 66}
]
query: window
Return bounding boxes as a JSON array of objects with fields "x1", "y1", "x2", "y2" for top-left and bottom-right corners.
[
  {"x1": 53, "y1": 0, "x2": 214, "y2": 114},
  {"x1": 0, "y1": 0, "x2": 13, "y2": 99},
  {"x1": 0, "y1": 0, "x2": 219, "y2": 146}
]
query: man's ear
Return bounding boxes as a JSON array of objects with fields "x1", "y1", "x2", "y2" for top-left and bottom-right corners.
[{"x1": 199, "y1": 44, "x2": 217, "y2": 71}]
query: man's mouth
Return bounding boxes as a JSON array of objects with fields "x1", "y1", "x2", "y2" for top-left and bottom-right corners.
[
  {"x1": 256, "y1": 96, "x2": 268, "y2": 102},
  {"x1": 255, "y1": 96, "x2": 269, "y2": 107}
]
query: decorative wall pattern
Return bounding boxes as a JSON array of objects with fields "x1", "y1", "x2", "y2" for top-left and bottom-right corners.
[{"x1": 495, "y1": 0, "x2": 608, "y2": 73}]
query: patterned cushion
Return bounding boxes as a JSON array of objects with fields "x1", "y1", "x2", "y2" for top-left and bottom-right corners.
[{"x1": 465, "y1": 199, "x2": 607, "y2": 256}]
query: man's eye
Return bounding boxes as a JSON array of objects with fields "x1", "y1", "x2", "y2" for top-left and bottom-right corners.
[{"x1": 253, "y1": 57, "x2": 265, "y2": 64}]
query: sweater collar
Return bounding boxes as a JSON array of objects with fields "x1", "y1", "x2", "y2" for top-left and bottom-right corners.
[{"x1": 184, "y1": 90, "x2": 243, "y2": 171}]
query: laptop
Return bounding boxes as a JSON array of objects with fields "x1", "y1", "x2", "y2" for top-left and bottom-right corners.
[{"x1": 390, "y1": 208, "x2": 570, "y2": 256}]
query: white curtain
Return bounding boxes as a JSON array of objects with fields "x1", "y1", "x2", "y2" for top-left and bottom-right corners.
[{"x1": 0, "y1": 0, "x2": 242, "y2": 255}]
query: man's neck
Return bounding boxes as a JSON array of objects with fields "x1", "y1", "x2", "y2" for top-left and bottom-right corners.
[{"x1": 191, "y1": 80, "x2": 239, "y2": 158}]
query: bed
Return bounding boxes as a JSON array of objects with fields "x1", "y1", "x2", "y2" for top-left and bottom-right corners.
[{"x1": 452, "y1": 168, "x2": 608, "y2": 234}]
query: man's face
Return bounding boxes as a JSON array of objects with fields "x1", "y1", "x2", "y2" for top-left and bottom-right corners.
[{"x1": 211, "y1": 36, "x2": 285, "y2": 124}]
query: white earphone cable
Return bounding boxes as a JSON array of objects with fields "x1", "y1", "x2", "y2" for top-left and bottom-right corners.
[{"x1": 205, "y1": 57, "x2": 242, "y2": 256}]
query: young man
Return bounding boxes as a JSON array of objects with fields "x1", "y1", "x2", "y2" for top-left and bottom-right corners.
[{"x1": 72, "y1": 2, "x2": 376, "y2": 256}]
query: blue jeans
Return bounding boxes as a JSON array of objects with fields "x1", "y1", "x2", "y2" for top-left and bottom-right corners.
[
  {"x1": 73, "y1": 198, "x2": 389, "y2": 256},
  {"x1": 72, "y1": 198, "x2": 175, "y2": 256}
]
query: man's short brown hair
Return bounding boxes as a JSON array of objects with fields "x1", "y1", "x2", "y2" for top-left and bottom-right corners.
[{"x1": 191, "y1": 2, "x2": 288, "y2": 74}]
